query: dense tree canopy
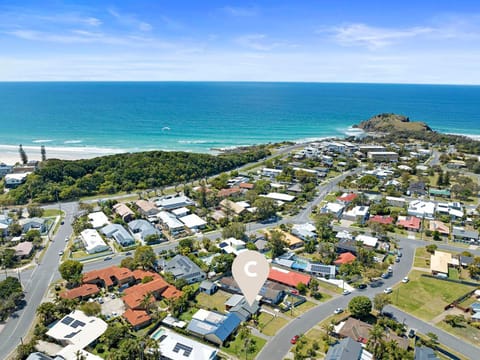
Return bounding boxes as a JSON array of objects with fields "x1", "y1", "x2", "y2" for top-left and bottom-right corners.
[
  {"x1": 58, "y1": 260, "x2": 83, "y2": 285},
  {"x1": 2, "y1": 147, "x2": 269, "y2": 204},
  {"x1": 348, "y1": 296, "x2": 372, "y2": 318}
]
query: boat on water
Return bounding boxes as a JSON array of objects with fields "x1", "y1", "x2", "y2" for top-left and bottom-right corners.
[{"x1": 162, "y1": 126, "x2": 171, "y2": 131}]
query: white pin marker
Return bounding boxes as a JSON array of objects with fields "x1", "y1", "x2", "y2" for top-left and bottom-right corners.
[{"x1": 232, "y1": 250, "x2": 269, "y2": 306}]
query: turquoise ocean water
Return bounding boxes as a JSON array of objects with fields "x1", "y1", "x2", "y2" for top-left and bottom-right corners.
[{"x1": 0, "y1": 82, "x2": 479, "y2": 155}]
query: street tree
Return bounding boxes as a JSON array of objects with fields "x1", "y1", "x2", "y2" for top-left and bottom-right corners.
[
  {"x1": 134, "y1": 245, "x2": 157, "y2": 270},
  {"x1": 373, "y1": 293, "x2": 391, "y2": 314},
  {"x1": 58, "y1": 260, "x2": 83, "y2": 286},
  {"x1": 222, "y1": 222, "x2": 246, "y2": 239},
  {"x1": 348, "y1": 296, "x2": 372, "y2": 319},
  {"x1": 41, "y1": 145, "x2": 47, "y2": 161},
  {"x1": 253, "y1": 197, "x2": 277, "y2": 220},
  {"x1": 267, "y1": 230, "x2": 287, "y2": 259}
]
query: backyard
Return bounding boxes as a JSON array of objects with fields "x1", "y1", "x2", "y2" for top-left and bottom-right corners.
[{"x1": 221, "y1": 333, "x2": 266, "y2": 360}]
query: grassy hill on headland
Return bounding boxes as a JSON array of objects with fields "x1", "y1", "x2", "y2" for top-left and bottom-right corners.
[{"x1": 354, "y1": 113, "x2": 432, "y2": 133}]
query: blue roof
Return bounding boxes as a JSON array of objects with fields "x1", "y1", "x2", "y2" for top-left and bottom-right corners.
[
  {"x1": 186, "y1": 312, "x2": 240, "y2": 342},
  {"x1": 214, "y1": 313, "x2": 241, "y2": 341}
]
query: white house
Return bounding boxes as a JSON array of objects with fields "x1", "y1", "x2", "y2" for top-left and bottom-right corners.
[
  {"x1": 218, "y1": 238, "x2": 246, "y2": 256},
  {"x1": 321, "y1": 202, "x2": 345, "y2": 218},
  {"x1": 262, "y1": 168, "x2": 282, "y2": 177},
  {"x1": 342, "y1": 206, "x2": 370, "y2": 224},
  {"x1": 4, "y1": 173, "x2": 29, "y2": 187},
  {"x1": 80, "y1": 229, "x2": 109, "y2": 254},
  {"x1": 179, "y1": 214, "x2": 207, "y2": 230},
  {"x1": 292, "y1": 223, "x2": 317, "y2": 240},
  {"x1": 355, "y1": 234, "x2": 378, "y2": 248},
  {"x1": 263, "y1": 192, "x2": 295, "y2": 202},
  {"x1": 408, "y1": 200, "x2": 435, "y2": 219},
  {"x1": 87, "y1": 211, "x2": 110, "y2": 229},
  {"x1": 156, "y1": 195, "x2": 195, "y2": 211},
  {"x1": 158, "y1": 211, "x2": 185, "y2": 233}
]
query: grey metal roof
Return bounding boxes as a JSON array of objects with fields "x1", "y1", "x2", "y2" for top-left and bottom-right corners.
[
  {"x1": 414, "y1": 346, "x2": 440, "y2": 360},
  {"x1": 164, "y1": 255, "x2": 206, "y2": 281},
  {"x1": 325, "y1": 337, "x2": 362, "y2": 360}
]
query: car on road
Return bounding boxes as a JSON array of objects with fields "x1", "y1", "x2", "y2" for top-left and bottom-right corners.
[
  {"x1": 334, "y1": 308, "x2": 344, "y2": 314},
  {"x1": 125, "y1": 251, "x2": 132, "y2": 256},
  {"x1": 395, "y1": 257, "x2": 400, "y2": 263},
  {"x1": 381, "y1": 273, "x2": 391, "y2": 279},
  {"x1": 104, "y1": 256, "x2": 112, "y2": 261},
  {"x1": 58, "y1": 250, "x2": 64, "y2": 256},
  {"x1": 60, "y1": 221, "x2": 64, "y2": 225},
  {"x1": 388, "y1": 265, "x2": 393, "y2": 272},
  {"x1": 398, "y1": 252, "x2": 402, "y2": 257},
  {"x1": 97, "y1": 297, "x2": 104, "y2": 304},
  {"x1": 342, "y1": 289, "x2": 351, "y2": 296},
  {"x1": 65, "y1": 236, "x2": 69, "y2": 242},
  {"x1": 383, "y1": 311, "x2": 394, "y2": 319},
  {"x1": 290, "y1": 335, "x2": 299, "y2": 344},
  {"x1": 384, "y1": 287, "x2": 393, "y2": 294},
  {"x1": 402, "y1": 277, "x2": 409, "y2": 283}
]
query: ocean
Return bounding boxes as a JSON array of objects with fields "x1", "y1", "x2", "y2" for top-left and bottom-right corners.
[{"x1": 0, "y1": 82, "x2": 479, "y2": 157}]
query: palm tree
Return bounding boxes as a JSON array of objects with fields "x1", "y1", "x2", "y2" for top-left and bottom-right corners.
[
  {"x1": 36, "y1": 302, "x2": 58, "y2": 326},
  {"x1": 368, "y1": 324, "x2": 385, "y2": 358},
  {"x1": 140, "y1": 292, "x2": 154, "y2": 312}
]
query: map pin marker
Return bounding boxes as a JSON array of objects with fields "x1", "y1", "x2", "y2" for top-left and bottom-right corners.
[{"x1": 232, "y1": 250, "x2": 269, "y2": 306}]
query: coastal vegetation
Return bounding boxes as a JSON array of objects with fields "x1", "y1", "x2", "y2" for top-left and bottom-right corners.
[{"x1": 1, "y1": 147, "x2": 269, "y2": 204}]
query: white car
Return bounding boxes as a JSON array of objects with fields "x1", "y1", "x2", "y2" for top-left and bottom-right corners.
[
  {"x1": 65, "y1": 236, "x2": 69, "y2": 242},
  {"x1": 334, "y1": 308, "x2": 344, "y2": 314},
  {"x1": 402, "y1": 277, "x2": 409, "y2": 283},
  {"x1": 342, "y1": 289, "x2": 351, "y2": 296},
  {"x1": 384, "y1": 287, "x2": 393, "y2": 294},
  {"x1": 58, "y1": 250, "x2": 64, "y2": 256}
]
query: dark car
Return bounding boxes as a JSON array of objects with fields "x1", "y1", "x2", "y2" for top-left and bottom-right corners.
[
  {"x1": 104, "y1": 256, "x2": 112, "y2": 261},
  {"x1": 60, "y1": 221, "x2": 64, "y2": 225},
  {"x1": 382, "y1": 311, "x2": 394, "y2": 319},
  {"x1": 356, "y1": 283, "x2": 368, "y2": 290},
  {"x1": 408, "y1": 328, "x2": 416, "y2": 338}
]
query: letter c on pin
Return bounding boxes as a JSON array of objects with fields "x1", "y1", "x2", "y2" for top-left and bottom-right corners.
[{"x1": 244, "y1": 261, "x2": 258, "y2": 277}]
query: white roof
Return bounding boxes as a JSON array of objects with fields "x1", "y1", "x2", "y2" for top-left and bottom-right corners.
[
  {"x1": 87, "y1": 211, "x2": 110, "y2": 229},
  {"x1": 80, "y1": 229, "x2": 109, "y2": 253},
  {"x1": 397, "y1": 165, "x2": 412, "y2": 171},
  {"x1": 344, "y1": 206, "x2": 369, "y2": 217},
  {"x1": 218, "y1": 238, "x2": 246, "y2": 256},
  {"x1": 179, "y1": 214, "x2": 207, "y2": 228},
  {"x1": 356, "y1": 234, "x2": 378, "y2": 247},
  {"x1": 386, "y1": 196, "x2": 406, "y2": 203},
  {"x1": 172, "y1": 207, "x2": 189, "y2": 216},
  {"x1": 263, "y1": 192, "x2": 295, "y2": 202},
  {"x1": 408, "y1": 200, "x2": 435, "y2": 217},
  {"x1": 57, "y1": 346, "x2": 103, "y2": 360},
  {"x1": 152, "y1": 327, "x2": 217, "y2": 360},
  {"x1": 235, "y1": 201, "x2": 250, "y2": 208},
  {"x1": 293, "y1": 223, "x2": 316, "y2": 233},
  {"x1": 336, "y1": 230, "x2": 353, "y2": 240},
  {"x1": 158, "y1": 211, "x2": 184, "y2": 230},
  {"x1": 323, "y1": 202, "x2": 345, "y2": 213},
  {"x1": 47, "y1": 310, "x2": 107, "y2": 349},
  {"x1": 262, "y1": 167, "x2": 282, "y2": 174}
]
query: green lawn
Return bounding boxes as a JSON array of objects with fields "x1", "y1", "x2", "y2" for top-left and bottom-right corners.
[
  {"x1": 413, "y1": 247, "x2": 431, "y2": 268},
  {"x1": 448, "y1": 268, "x2": 459, "y2": 280},
  {"x1": 285, "y1": 300, "x2": 317, "y2": 317},
  {"x1": 257, "y1": 313, "x2": 288, "y2": 336},
  {"x1": 43, "y1": 209, "x2": 64, "y2": 217},
  {"x1": 221, "y1": 334, "x2": 266, "y2": 360},
  {"x1": 292, "y1": 328, "x2": 327, "y2": 359},
  {"x1": 195, "y1": 291, "x2": 231, "y2": 313},
  {"x1": 392, "y1": 270, "x2": 475, "y2": 320},
  {"x1": 437, "y1": 321, "x2": 480, "y2": 348}
]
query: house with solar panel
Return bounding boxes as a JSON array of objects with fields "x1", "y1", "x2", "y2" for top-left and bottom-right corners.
[
  {"x1": 46, "y1": 310, "x2": 107, "y2": 360},
  {"x1": 160, "y1": 255, "x2": 207, "y2": 284},
  {"x1": 186, "y1": 309, "x2": 241, "y2": 346}
]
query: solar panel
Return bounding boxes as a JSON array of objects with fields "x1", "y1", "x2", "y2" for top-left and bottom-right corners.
[
  {"x1": 61, "y1": 316, "x2": 74, "y2": 325},
  {"x1": 71, "y1": 320, "x2": 86, "y2": 328},
  {"x1": 173, "y1": 343, "x2": 193, "y2": 357}
]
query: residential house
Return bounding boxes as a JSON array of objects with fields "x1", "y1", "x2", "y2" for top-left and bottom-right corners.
[
  {"x1": 367, "y1": 151, "x2": 399, "y2": 162},
  {"x1": 279, "y1": 231, "x2": 304, "y2": 250},
  {"x1": 152, "y1": 326, "x2": 218, "y2": 360},
  {"x1": 386, "y1": 196, "x2": 406, "y2": 207},
  {"x1": 359, "y1": 145, "x2": 386, "y2": 153},
  {"x1": 429, "y1": 188, "x2": 451, "y2": 198},
  {"x1": 397, "y1": 216, "x2": 421, "y2": 232},
  {"x1": 161, "y1": 255, "x2": 207, "y2": 284},
  {"x1": 219, "y1": 199, "x2": 246, "y2": 216},
  {"x1": 87, "y1": 211, "x2": 110, "y2": 229},
  {"x1": 292, "y1": 223, "x2": 317, "y2": 240},
  {"x1": 224, "y1": 294, "x2": 260, "y2": 321},
  {"x1": 262, "y1": 168, "x2": 282, "y2": 178},
  {"x1": 452, "y1": 227, "x2": 479, "y2": 242},
  {"x1": 334, "y1": 252, "x2": 357, "y2": 265},
  {"x1": 268, "y1": 267, "x2": 310, "y2": 287},
  {"x1": 355, "y1": 234, "x2": 378, "y2": 249},
  {"x1": 113, "y1": 203, "x2": 134, "y2": 222},
  {"x1": 321, "y1": 202, "x2": 345, "y2": 219},
  {"x1": 414, "y1": 346, "x2": 440, "y2": 360},
  {"x1": 80, "y1": 229, "x2": 110, "y2": 254},
  {"x1": 0, "y1": 162, "x2": 12, "y2": 177},
  {"x1": 263, "y1": 192, "x2": 295, "y2": 202},
  {"x1": 217, "y1": 187, "x2": 242, "y2": 198},
  {"x1": 179, "y1": 214, "x2": 207, "y2": 230},
  {"x1": 156, "y1": 195, "x2": 195, "y2": 211},
  {"x1": 82, "y1": 266, "x2": 135, "y2": 289},
  {"x1": 254, "y1": 239, "x2": 268, "y2": 253},
  {"x1": 60, "y1": 284, "x2": 100, "y2": 301},
  {"x1": 187, "y1": 309, "x2": 241, "y2": 346},
  {"x1": 172, "y1": 207, "x2": 190, "y2": 217},
  {"x1": 19, "y1": 217, "x2": 47, "y2": 233},
  {"x1": 305, "y1": 263, "x2": 336, "y2": 278},
  {"x1": 135, "y1": 200, "x2": 159, "y2": 216},
  {"x1": 123, "y1": 276, "x2": 182, "y2": 310},
  {"x1": 101, "y1": 224, "x2": 135, "y2": 247},
  {"x1": 429, "y1": 220, "x2": 450, "y2": 236},
  {"x1": 123, "y1": 309, "x2": 151, "y2": 330},
  {"x1": 369, "y1": 215, "x2": 394, "y2": 225},
  {"x1": 430, "y1": 251, "x2": 457, "y2": 276},
  {"x1": 325, "y1": 337, "x2": 372, "y2": 360},
  {"x1": 46, "y1": 310, "x2": 107, "y2": 360},
  {"x1": 14, "y1": 241, "x2": 33, "y2": 258},
  {"x1": 128, "y1": 219, "x2": 162, "y2": 243},
  {"x1": 199, "y1": 280, "x2": 218, "y2": 295},
  {"x1": 408, "y1": 181, "x2": 426, "y2": 196},
  {"x1": 337, "y1": 193, "x2": 358, "y2": 206},
  {"x1": 218, "y1": 238, "x2": 246, "y2": 255},
  {"x1": 157, "y1": 211, "x2": 185, "y2": 234},
  {"x1": 342, "y1": 206, "x2": 370, "y2": 224},
  {"x1": 4, "y1": 173, "x2": 29, "y2": 187},
  {"x1": 408, "y1": 200, "x2": 435, "y2": 219}
]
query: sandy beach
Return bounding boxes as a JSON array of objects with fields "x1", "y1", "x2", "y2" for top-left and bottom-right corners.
[{"x1": 0, "y1": 144, "x2": 123, "y2": 165}]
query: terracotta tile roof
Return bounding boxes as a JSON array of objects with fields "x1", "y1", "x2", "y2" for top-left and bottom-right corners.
[
  {"x1": 122, "y1": 309, "x2": 151, "y2": 328},
  {"x1": 123, "y1": 291, "x2": 155, "y2": 310},
  {"x1": 369, "y1": 215, "x2": 394, "y2": 225},
  {"x1": 239, "y1": 183, "x2": 254, "y2": 190},
  {"x1": 132, "y1": 269, "x2": 161, "y2": 281},
  {"x1": 337, "y1": 193, "x2": 357, "y2": 203},
  {"x1": 397, "y1": 216, "x2": 421, "y2": 230},
  {"x1": 124, "y1": 277, "x2": 169, "y2": 296},
  {"x1": 60, "y1": 284, "x2": 100, "y2": 300},
  {"x1": 217, "y1": 187, "x2": 242, "y2": 198},
  {"x1": 122, "y1": 276, "x2": 181, "y2": 308},
  {"x1": 268, "y1": 267, "x2": 310, "y2": 287},
  {"x1": 162, "y1": 286, "x2": 183, "y2": 299},
  {"x1": 334, "y1": 252, "x2": 357, "y2": 265},
  {"x1": 83, "y1": 266, "x2": 134, "y2": 287}
]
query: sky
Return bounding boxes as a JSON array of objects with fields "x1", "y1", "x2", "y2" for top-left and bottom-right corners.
[{"x1": 1, "y1": 0, "x2": 480, "y2": 84}]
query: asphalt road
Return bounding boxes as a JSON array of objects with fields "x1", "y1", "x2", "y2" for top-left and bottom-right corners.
[{"x1": 0, "y1": 202, "x2": 77, "y2": 358}]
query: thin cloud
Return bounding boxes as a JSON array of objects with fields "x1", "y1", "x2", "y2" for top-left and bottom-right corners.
[
  {"x1": 235, "y1": 34, "x2": 284, "y2": 51},
  {"x1": 223, "y1": 6, "x2": 258, "y2": 17},
  {"x1": 324, "y1": 23, "x2": 434, "y2": 49},
  {"x1": 108, "y1": 8, "x2": 152, "y2": 32}
]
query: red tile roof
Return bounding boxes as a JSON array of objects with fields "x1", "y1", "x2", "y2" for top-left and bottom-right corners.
[
  {"x1": 217, "y1": 187, "x2": 242, "y2": 198},
  {"x1": 239, "y1": 183, "x2": 254, "y2": 190},
  {"x1": 123, "y1": 290, "x2": 155, "y2": 310},
  {"x1": 334, "y1": 252, "x2": 357, "y2": 265},
  {"x1": 162, "y1": 286, "x2": 183, "y2": 299},
  {"x1": 337, "y1": 193, "x2": 357, "y2": 203},
  {"x1": 60, "y1": 284, "x2": 100, "y2": 300},
  {"x1": 369, "y1": 215, "x2": 394, "y2": 225},
  {"x1": 397, "y1": 216, "x2": 421, "y2": 230},
  {"x1": 122, "y1": 309, "x2": 151, "y2": 328},
  {"x1": 268, "y1": 268, "x2": 310, "y2": 287},
  {"x1": 122, "y1": 276, "x2": 182, "y2": 308},
  {"x1": 132, "y1": 269, "x2": 161, "y2": 282},
  {"x1": 83, "y1": 266, "x2": 134, "y2": 288}
]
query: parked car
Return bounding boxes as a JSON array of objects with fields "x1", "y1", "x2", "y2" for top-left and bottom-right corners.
[
  {"x1": 290, "y1": 289, "x2": 299, "y2": 295},
  {"x1": 110, "y1": 293, "x2": 116, "y2": 299},
  {"x1": 384, "y1": 287, "x2": 393, "y2": 294},
  {"x1": 290, "y1": 335, "x2": 300, "y2": 344},
  {"x1": 125, "y1": 251, "x2": 132, "y2": 256},
  {"x1": 65, "y1": 236, "x2": 69, "y2": 242},
  {"x1": 60, "y1": 221, "x2": 64, "y2": 225},
  {"x1": 58, "y1": 250, "x2": 64, "y2": 256},
  {"x1": 402, "y1": 277, "x2": 409, "y2": 283},
  {"x1": 381, "y1": 273, "x2": 390, "y2": 279},
  {"x1": 342, "y1": 289, "x2": 351, "y2": 296},
  {"x1": 97, "y1": 297, "x2": 104, "y2": 304},
  {"x1": 408, "y1": 328, "x2": 416, "y2": 338},
  {"x1": 395, "y1": 257, "x2": 400, "y2": 263},
  {"x1": 334, "y1": 308, "x2": 344, "y2": 314},
  {"x1": 383, "y1": 311, "x2": 394, "y2": 319},
  {"x1": 398, "y1": 252, "x2": 403, "y2": 257}
]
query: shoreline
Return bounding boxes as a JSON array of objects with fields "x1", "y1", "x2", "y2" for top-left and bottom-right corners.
[{"x1": 2, "y1": 127, "x2": 480, "y2": 165}]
